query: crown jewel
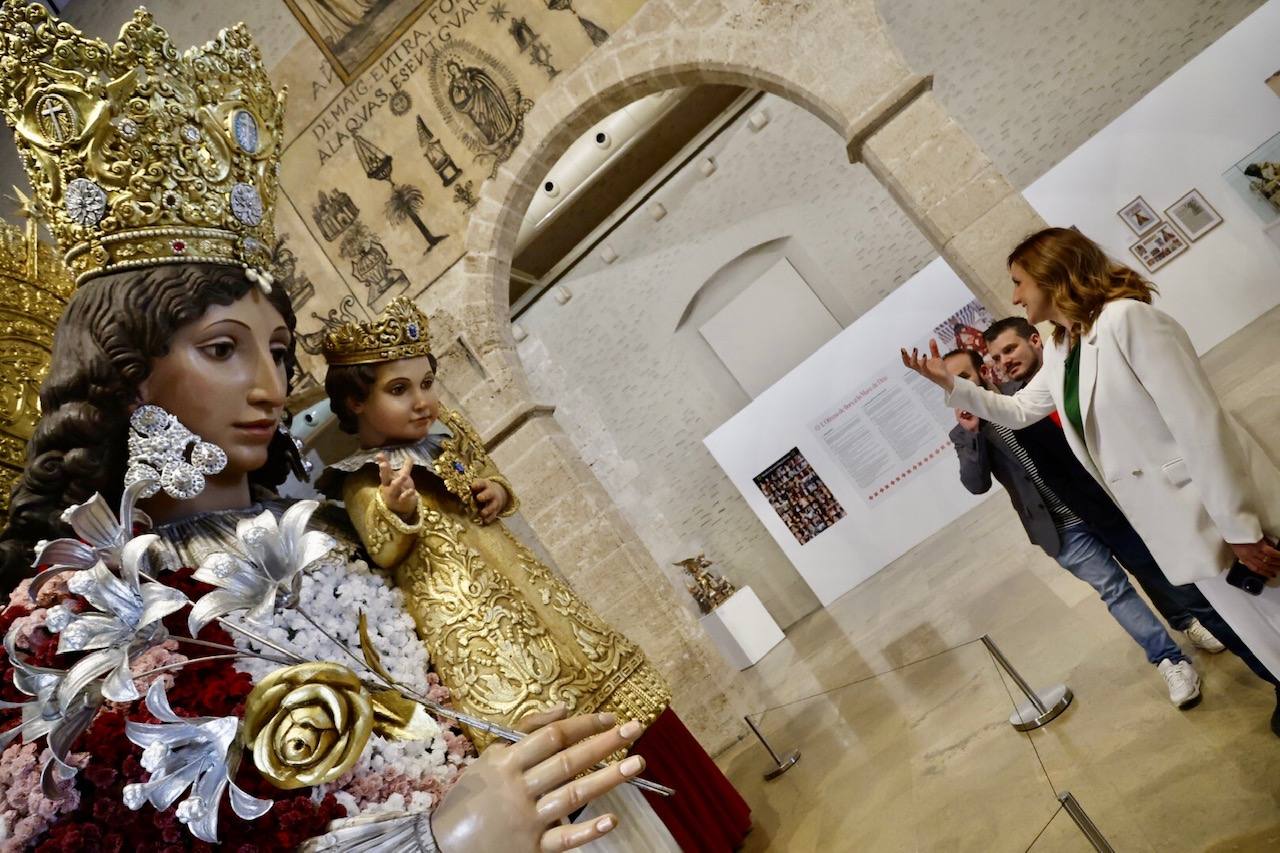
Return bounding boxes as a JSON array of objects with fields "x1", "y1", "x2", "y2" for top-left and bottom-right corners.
[
  {"x1": 0, "y1": 1, "x2": 285, "y2": 285},
  {"x1": 322, "y1": 297, "x2": 434, "y2": 366}
]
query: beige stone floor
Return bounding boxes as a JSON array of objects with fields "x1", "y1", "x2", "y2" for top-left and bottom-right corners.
[{"x1": 713, "y1": 305, "x2": 1280, "y2": 852}]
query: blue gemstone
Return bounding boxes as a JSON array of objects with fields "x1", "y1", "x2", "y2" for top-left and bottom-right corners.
[
  {"x1": 407, "y1": 323, "x2": 419, "y2": 341},
  {"x1": 452, "y1": 461, "x2": 465, "y2": 473}
]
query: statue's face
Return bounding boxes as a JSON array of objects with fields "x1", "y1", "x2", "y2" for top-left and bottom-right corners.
[
  {"x1": 349, "y1": 355, "x2": 440, "y2": 448},
  {"x1": 139, "y1": 287, "x2": 291, "y2": 478}
]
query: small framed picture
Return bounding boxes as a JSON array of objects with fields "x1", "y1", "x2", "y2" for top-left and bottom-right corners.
[
  {"x1": 1164, "y1": 189, "x2": 1223, "y2": 242},
  {"x1": 1118, "y1": 196, "x2": 1160, "y2": 236},
  {"x1": 1129, "y1": 221, "x2": 1188, "y2": 272}
]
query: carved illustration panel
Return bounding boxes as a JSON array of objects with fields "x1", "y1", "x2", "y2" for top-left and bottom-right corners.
[{"x1": 273, "y1": 0, "x2": 643, "y2": 381}]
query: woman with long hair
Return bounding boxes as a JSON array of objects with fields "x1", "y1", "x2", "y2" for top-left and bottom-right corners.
[{"x1": 902, "y1": 226, "x2": 1280, "y2": 732}]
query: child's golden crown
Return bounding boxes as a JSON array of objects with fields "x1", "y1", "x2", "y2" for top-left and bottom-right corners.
[
  {"x1": 0, "y1": 1, "x2": 285, "y2": 285},
  {"x1": 322, "y1": 297, "x2": 434, "y2": 366}
]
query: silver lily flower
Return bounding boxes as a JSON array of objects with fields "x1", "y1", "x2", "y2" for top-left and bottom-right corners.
[
  {"x1": 29, "y1": 479, "x2": 156, "y2": 601},
  {"x1": 188, "y1": 500, "x2": 335, "y2": 634},
  {"x1": 298, "y1": 810, "x2": 437, "y2": 852},
  {"x1": 51, "y1": 534, "x2": 189, "y2": 709},
  {"x1": 124, "y1": 680, "x2": 272, "y2": 844},
  {"x1": 0, "y1": 630, "x2": 101, "y2": 799}
]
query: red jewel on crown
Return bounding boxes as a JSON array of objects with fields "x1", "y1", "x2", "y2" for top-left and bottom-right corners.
[{"x1": 172, "y1": 239, "x2": 187, "y2": 254}]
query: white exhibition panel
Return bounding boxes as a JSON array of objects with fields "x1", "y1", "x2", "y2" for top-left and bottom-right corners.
[{"x1": 704, "y1": 260, "x2": 988, "y2": 606}]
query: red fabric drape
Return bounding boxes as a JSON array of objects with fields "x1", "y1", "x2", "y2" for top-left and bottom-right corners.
[{"x1": 630, "y1": 709, "x2": 752, "y2": 852}]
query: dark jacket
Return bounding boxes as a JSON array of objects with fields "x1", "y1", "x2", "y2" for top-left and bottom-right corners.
[
  {"x1": 998, "y1": 378, "x2": 1138, "y2": 540},
  {"x1": 950, "y1": 416, "x2": 1062, "y2": 557},
  {"x1": 951, "y1": 376, "x2": 1145, "y2": 558}
]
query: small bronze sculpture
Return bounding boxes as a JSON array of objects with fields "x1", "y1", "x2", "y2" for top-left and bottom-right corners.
[{"x1": 675, "y1": 553, "x2": 737, "y2": 614}]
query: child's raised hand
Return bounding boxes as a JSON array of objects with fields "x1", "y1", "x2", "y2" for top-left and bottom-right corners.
[
  {"x1": 471, "y1": 478, "x2": 509, "y2": 524},
  {"x1": 378, "y1": 453, "x2": 418, "y2": 519}
]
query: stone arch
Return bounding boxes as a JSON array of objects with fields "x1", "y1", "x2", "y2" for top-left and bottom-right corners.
[{"x1": 446, "y1": 0, "x2": 1045, "y2": 750}]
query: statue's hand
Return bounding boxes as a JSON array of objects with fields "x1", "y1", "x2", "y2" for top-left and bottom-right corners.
[
  {"x1": 471, "y1": 478, "x2": 508, "y2": 524},
  {"x1": 378, "y1": 453, "x2": 418, "y2": 519},
  {"x1": 431, "y1": 708, "x2": 647, "y2": 853}
]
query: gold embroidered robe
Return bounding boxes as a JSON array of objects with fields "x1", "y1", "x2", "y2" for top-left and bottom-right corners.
[{"x1": 337, "y1": 407, "x2": 670, "y2": 748}]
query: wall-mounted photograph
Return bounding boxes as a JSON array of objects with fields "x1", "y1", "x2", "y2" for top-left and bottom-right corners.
[
  {"x1": 1222, "y1": 130, "x2": 1280, "y2": 223},
  {"x1": 1164, "y1": 189, "x2": 1223, "y2": 242},
  {"x1": 1129, "y1": 221, "x2": 1188, "y2": 272},
  {"x1": 753, "y1": 448, "x2": 846, "y2": 546},
  {"x1": 1118, "y1": 195, "x2": 1160, "y2": 236}
]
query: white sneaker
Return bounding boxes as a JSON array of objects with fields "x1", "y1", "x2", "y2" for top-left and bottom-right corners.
[
  {"x1": 1158, "y1": 659, "x2": 1201, "y2": 708},
  {"x1": 1184, "y1": 618, "x2": 1226, "y2": 654}
]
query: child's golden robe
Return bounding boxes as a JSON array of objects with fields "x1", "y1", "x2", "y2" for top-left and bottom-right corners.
[{"x1": 332, "y1": 407, "x2": 671, "y2": 748}]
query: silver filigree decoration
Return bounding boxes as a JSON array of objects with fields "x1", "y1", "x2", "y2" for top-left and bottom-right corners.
[
  {"x1": 124, "y1": 680, "x2": 272, "y2": 844},
  {"x1": 29, "y1": 477, "x2": 156, "y2": 600},
  {"x1": 188, "y1": 500, "x2": 335, "y2": 634},
  {"x1": 125, "y1": 405, "x2": 228, "y2": 501},
  {"x1": 64, "y1": 177, "x2": 107, "y2": 226},
  {"x1": 117, "y1": 117, "x2": 139, "y2": 140},
  {"x1": 279, "y1": 423, "x2": 313, "y2": 477},
  {"x1": 232, "y1": 109, "x2": 259, "y2": 153},
  {"x1": 299, "y1": 810, "x2": 439, "y2": 852},
  {"x1": 181, "y1": 124, "x2": 201, "y2": 143},
  {"x1": 230, "y1": 182, "x2": 263, "y2": 225},
  {"x1": 50, "y1": 535, "x2": 188, "y2": 708}
]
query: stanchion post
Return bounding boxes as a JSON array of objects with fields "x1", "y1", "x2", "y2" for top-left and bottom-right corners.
[
  {"x1": 1057, "y1": 791, "x2": 1116, "y2": 853},
  {"x1": 980, "y1": 634, "x2": 1072, "y2": 731},
  {"x1": 744, "y1": 716, "x2": 800, "y2": 781}
]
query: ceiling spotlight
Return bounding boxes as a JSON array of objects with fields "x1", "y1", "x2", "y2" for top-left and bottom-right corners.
[
  {"x1": 594, "y1": 130, "x2": 611, "y2": 149},
  {"x1": 543, "y1": 179, "x2": 560, "y2": 199}
]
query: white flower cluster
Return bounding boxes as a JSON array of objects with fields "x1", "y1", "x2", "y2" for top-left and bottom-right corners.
[{"x1": 222, "y1": 553, "x2": 469, "y2": 813}]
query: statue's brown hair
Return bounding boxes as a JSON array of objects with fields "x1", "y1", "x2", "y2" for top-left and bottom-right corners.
[{"x1": 0, "y1": 263, "x2": 298, "y2": 592}]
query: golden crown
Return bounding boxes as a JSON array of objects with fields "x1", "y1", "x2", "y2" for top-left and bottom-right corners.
[
  {"x1": 322, "y1": 297, "x2": 434, "y2": 366},
  {"x1": 0, "y1": 1, "x2": 285, "y2": 286}
]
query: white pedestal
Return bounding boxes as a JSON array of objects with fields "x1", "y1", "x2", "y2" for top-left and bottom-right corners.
[{"x1": 698, "y1": 586, "x2": 785, "y2": 670}]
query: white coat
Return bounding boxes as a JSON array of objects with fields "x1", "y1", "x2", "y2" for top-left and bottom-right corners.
[{"x1": 946, "y1": 299, "x2": 1280, "y2": 678}]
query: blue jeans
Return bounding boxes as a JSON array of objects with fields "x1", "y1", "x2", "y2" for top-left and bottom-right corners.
[{"x1": 1056, "y1": 524, "x2": 1186, "y2": 666}]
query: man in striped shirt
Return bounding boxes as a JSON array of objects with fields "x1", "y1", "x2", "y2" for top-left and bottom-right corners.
[{"x1": 943, "y1": 345, "x2": 1202, "y2": 707}]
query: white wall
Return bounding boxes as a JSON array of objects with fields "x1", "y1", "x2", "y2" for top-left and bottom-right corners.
[{"x1": 1023, "y1": 1, "x2": 1280, "y2": 353}]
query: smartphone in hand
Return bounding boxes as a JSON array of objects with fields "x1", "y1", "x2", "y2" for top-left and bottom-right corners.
[{"x1": 1226, "y1": 560, "x2": 1268, "y2": 596}]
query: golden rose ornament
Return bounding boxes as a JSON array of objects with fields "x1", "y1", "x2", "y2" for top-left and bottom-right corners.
[{"x1": 243, "y1": 662, "x2": 373, "y2": 789}]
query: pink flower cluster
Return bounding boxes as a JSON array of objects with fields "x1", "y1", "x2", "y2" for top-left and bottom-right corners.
[
  {"x1": 0, "y1": 742, "x2": 80, "y2": 853},
  {"x1": 124, "y1": 639, "x2": 186, "y2": 698},
  {"x1": 6, "y1": 575, "x2": 69, "y2": 611},
  {"x1": 332, "y1": 766, "x2": 453, "y2": 811}
]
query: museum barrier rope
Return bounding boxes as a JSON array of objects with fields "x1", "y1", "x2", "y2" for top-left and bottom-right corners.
[{"x1": 739, "y1": 632, "x2": 1117, "y2": 851}]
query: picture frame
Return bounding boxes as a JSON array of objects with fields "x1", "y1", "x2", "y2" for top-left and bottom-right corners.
[
  {"x1": 1164, "y1": 188, "x2": 1223, "y2": 242},
  {"x1": 1118, "y1": 195, "x2": 1160, "y2": 236},
  {"x1": 1129, "y1": 221, "x2": 1188, "y2": 273}
]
